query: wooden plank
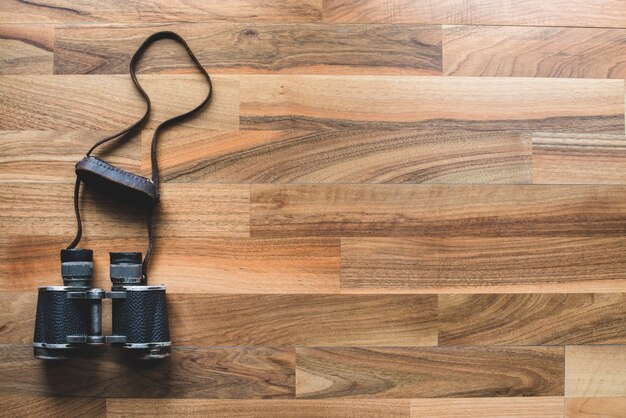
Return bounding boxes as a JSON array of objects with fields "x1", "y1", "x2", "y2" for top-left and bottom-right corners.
[
  {"x1": 0, "y1": 183, "x2": 249, "y2": 238},
  {"x1": 0, "y1": 395, "x2": 105, "y2": 417},
  {"x1": 251, "y1": 185, "x2": 626, "y2": 238},
  {"x1": 532, "y1": 133, "x2": 626, "y2": 185},
  {"x1": 0, "y1": 345, "x2": 294, "y2": 398},
  {"x1": 443, "y1": 26, "x2": 626, "y2": 79},
  {"x1": 439, "y1": 294, "x2": 626, "y2": 345},
  {"x1": 565, "y1": 346, "x2": 626, "y2": 397},
  {"x1": 566, "y1": 397, "x2": 626, "y2": 418},
  {"x1": 0, "y1": 26, "x2": 53, "y2": 75},
  {"x1": 239, "y1": 76, "x2": 624, "y2": 133},
  {"x1": 107, "y1": 399, "x2": 410, "y2": 418},
  {"x1": 341, "y1": 237, "x2": 626, "y2": 293},
  {"x1": 54, "y1": 24, "x2": 441, "y2": 76},
  {"x1": 410, "y1": 398, "x2": 564, "y2": 418},
  {"x1": 1, "y1": 292, "x2": 435, "y2": 346},
  {"x1": 0, "y1": 236, "x2": 338, "y2": 293},
  {"x1": 0, "y1": 0, "x2": 322, "y2": 24},
  {"x1": 0, "y1": 75, "x2": 238, "y2": 130},
  {"x1": 296, "y1": 346, "x2": 564, "y2": 398},
  {"x1": 141, "y1": 129, "x2": 531, "y2": 184},
  {"x1": 0, "y1": 130, "x2": 139, "y2": 183},
  {"x1": 322, "y1": 0, "x2": 626, "y2": 27}
]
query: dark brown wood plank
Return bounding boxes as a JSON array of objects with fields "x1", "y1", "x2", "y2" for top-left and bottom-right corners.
[
  {"x1": 0, "y1": 130, "x2": 139, "y2": 183},
  {"x1": 0, "y1": 183, "x2": 249, "y2": 238},
  {"x1": 55, "y1": 24, "x2": 441, "y2": 76},
  {"x1": 0, "y1": 75, "x2": 238, "y2": 130},
  {"x1": 107, "y1": 399, "x2": 410, "y2": 418},
  {"x1": 340, "y1": 237, "x2": 626, "y2": 293},
  {"x1": 444, "y1": 26, "x2": 626, "y2": 79},
  {"x1": 141, "y1": 129, "x2": 531, "y2": 184},
  {"x1": 0, "y1": 395, "x2": 105, "y2": 417},
  {"x1": 0, "y1": 345, "x2": 294, "y2": 399},
  {"x1": 0, "y1": 236, "x2": 338, "y2": 293},
  {"x1": 323, "y1": 0, "x2": 626, "y2": 27},
  {"x1": 297, "y1": 346, "x2": 564, "y2": 398},
  {"x1": 251, "y1": 185, "x2": 626, "y2": 238},
  {"x1": 1, "y1": 293, "x2": 435, "y2": 346},
  {"x1": 439, "y1": 294, "x2": 626, "y2": 345},
  {"x1": 410, "y1": 398, "x2": 564, "y2": 418},
  {"x1": 566, "y1": 397, "x2": 626, "y2": 418},
  {"x1": 239, "y1": 76, "x2": 624, "y2": 133},
  {"x1": 532, "y1": 133, "x2": 626, "y2": 185},
  {"x1": 0, "y1": 26, "x2": 53, "y2": 75},
  {"x1": 1, "y1": 0, "x2": 322, "y2": 24}
]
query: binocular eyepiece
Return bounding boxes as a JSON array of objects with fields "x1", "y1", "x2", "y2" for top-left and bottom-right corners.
[{"x1": 33, "y1": 249, "x2": 170, "y2": 360}]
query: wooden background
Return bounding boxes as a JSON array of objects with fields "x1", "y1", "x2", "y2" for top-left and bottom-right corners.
[{"x1": 1, "y1": 0, "x2": 626, "y2": 417}]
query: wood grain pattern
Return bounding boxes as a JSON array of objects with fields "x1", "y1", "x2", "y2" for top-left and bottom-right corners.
[
  {"x1": 0, "y1": 75, "x2": 238, "y2": 130},
  {"x1": 0, "y1": 237, "x2": 339, "y2": 293},
  {"x1": 297, "y1": 346, "x2": 564, "y2": 398},
  {"x1": 0, "y1": 130, "x2": 139, "y2": 183},
  {"x1": 55, "y1": 24, "x2": 441, "y2": 76},
  {"x1": 410, "y1": 397, "x2": 564, "y2": 418},
  {"x1": 0, "y1": 26, "x2": 53, "y2": 75},
  {"x1": 444, "y1": 26, "x2": 626, "y2": 79},
  {"x1": 323, "y1": 0, "x2": 626, "y2": 27},
  {"x1": 142, "y1": 129, "x2": 531, "y2": 184},
  {"x1": 341, "y1": 237, "x2": 626, "y2": 293},
  {"x1": 565, "y1": 346, "x2": 626, "y2": 397},
  {"x1": 0, "y1": 345, "x2": 294, "y2": 399},
  {"x1": 107, "y1": 399, "x2": 410, "y2": 418},
  {"x1": 1, "y1": 293, "x2": 436, "y2": 346},
  {"x1": 439, "y1": 294, "x2": 626, "y2": 345},
  {"x1": 0, "y1": 395, "x2": 105, "y2": 418},
  {"x1": 566, "y1": 397, "x2": 626, "y2": 418},
  {"x1": 0, "y1": 183, "x2": 249, "y2": 238},
  {"x1": 239, "y1": 75, "x2": 624, "y2": 133},
  {"x1": 533, "y1": 133, "x2": 626, "y2": 185},
  {"x1": 251, "y1": 185, "x2": 626, "y2": 238},
  {"x1": 0, "y1": 0, "x2": 322, "y2": 24}
]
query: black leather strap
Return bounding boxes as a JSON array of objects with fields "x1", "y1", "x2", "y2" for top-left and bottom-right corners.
[{"x1": 67, "y1": 31, "x2": 213, "y2": 281}]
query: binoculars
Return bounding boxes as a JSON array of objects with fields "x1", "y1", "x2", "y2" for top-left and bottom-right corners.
[{"x1": 33, "y1": 248, "x2": 170, "y2": 360}]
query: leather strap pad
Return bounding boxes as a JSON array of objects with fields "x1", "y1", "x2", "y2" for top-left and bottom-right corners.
[{"x1": 75, "y1": 156, "x2": 159, "y2": 208}]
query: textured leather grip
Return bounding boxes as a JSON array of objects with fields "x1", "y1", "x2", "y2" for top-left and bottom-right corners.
[
  {"x1": 111, "y1": 287, "x2": 170, "y2": 344},
  {"x1": 33, "y1": 288, "x2": 91, "y2": 346}
]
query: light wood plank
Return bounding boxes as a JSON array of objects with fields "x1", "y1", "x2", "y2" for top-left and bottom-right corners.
[
  {"x1": 107, "y1": 399, "x2": 410, "y2": 418},
  {"x1": 566, "y1": 346, "x2": 626, "y2": 397},
  {"x1": 444, "y1": 26, "x2": 626, "y2": 79},
  {"x1": 0, "y1": 75, "x2": 238, "y2": 130},
  {"x1": 0, "y1": 26, "x2": 53, "y2": 75},
  {"x1": 341, "y1": 237, "x2": 626, "y2": 293},
  {"x1": 323, "y1": 0, "x2": 626, "y2": 27},
  {"x1": 0, "y1": 183, "x2": 250, "y2": 238},
  {"x1": 0, "y1": 292, "x2": 436, "y2": 346},
  {"x1": 0, "y1": 395, "x2": 105, "y2": 418},
  {"x1": 532, "y1": 133, "x2": 626, "y2": 185},
  {"x1": 141, "y1": 129, "x2": 531, "y2": 184},
  {"x1": 55, "y1": 24, "x2": 441, "y2": 76},
  {"x1": 566, "y1": 397, "x2": 626, "y2": 418},
  {"x1": 410, "y1": 397, "x2": 564, "y2": 418},
  {"x1": 0, "y1": 345, "x2": 294, "y2": 399},
  {"x1": 297, "y1": 346, "x2": 564, "y2": 398},
  {"x1": 0, "y1": 236, "x2": 338, "y2": 293},
  {"x1": 439, "y1": 294, "x2": 626, "y2": 345},
  {"x1": 0, "y1": 0, "x2": 322, "y2": 24},
  {"x1": 251, "y1": 185, "x2": 626, "y2": 238},
  {"x1": 240, "y1": 76, "x2": 623, "y2": 133},
  {"x1": 0, "y1": 130, "x2": 139, "y2": 183}
]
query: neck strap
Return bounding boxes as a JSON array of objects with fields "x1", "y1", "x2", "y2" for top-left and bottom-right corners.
[{"x1": 67, "y1": 31, "x2": 212, "y2": 281}]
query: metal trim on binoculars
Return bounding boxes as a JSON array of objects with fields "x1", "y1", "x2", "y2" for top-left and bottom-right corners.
[{"x1": 33, "y1": 250, "x2": 171, "y2": 361}]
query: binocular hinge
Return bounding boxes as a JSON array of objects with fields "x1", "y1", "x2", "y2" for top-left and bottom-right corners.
[{"x1": 66, "y1": 289, "x2": 106, "y2": 345}]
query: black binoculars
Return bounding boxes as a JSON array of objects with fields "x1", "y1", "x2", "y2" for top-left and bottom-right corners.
[{"x1": 33, "y1": 249, "x2": 170, "y2": 360}]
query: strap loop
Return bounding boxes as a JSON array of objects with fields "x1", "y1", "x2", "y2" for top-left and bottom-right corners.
[{"x1": 67, "y1": 31, "x2": 212, "y2": 281}]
